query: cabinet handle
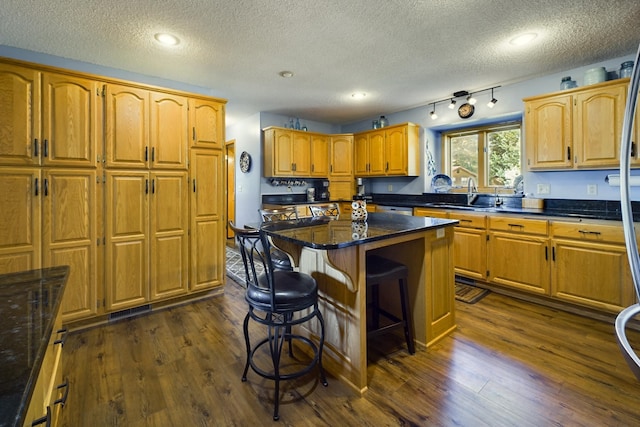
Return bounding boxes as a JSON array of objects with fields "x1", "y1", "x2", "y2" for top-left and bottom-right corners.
[
  {"x1": 567, "y1": 147, "x2": 571, "y2": 161},
  {"x1": 43, "y1": 139, "x2": 48, "y2": 158},
  {"x1": 552, "y1": 246, "x2": 556, "y2": 261},
  {"x1": 578, "y1": 230, "x2": 601, "y2": 236},
  {"x1": 311, "y1": 164, "x2": 314, "y2": 172},
  {"x1": 193, "y1": 179, "x2": 196, "y2": 193},
  {"x1": 507, "y1": 223, "x2": 524, "y2": 228},
  {"x1": 145, "y1": 146, "x2": 149, "y2": 161},
  {"x1": 54, "y1": 328, "x2": 68, "y2": 346},
  {"x1": 545, "y1": 246, "x2": 548, "y2": 260},
  {"x1": 459, "y1": 219, "x2": 472, "y2": 223},
  {"x1": 152, "y1": 178, "x2": 155, "y2": 194},
  {"x1": 30, "y1": 406, "x2": 50, "y2": 426},
  {"x1": 632, "y1": 142, "x2": 637, "y2": 157},
  {"x1": 34, "y1": 178, "x2": 39, "y2": 196},
  {"x1": 192, "y1": 127, "x2": 196, "y2": 141},
  {"x1": 152, "y1": 147, "x2": 155, "y2": 162},
  {"x1": 145, "y1": 179, "x2": 149, "y2": 194},
  {"x1": 34, "y1": 139, "x2": 39, "y2": 158},
  {"x1": 54, "y1": 378, "x2": 70, "y2": 407},
  {"x1": 386, "y1": 162, "x2": 389, "y2": 171},
  {"x1": 44, "y1": 179, "x2": 49, "y2": 196}
]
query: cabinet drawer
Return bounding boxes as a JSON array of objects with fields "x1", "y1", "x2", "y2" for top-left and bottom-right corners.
[
  {"x1": 489, "y1": 216, "x2": 548, "y2": 235},
  {"x1": 449, "y1": 212, "x2": 486, "y2": 229},
  {"x1": 551, "y1": 221, "x2": 625, "y2": 244},
  {"x1": 413, "y1": 207, "x2": 448, "y2": 219}
]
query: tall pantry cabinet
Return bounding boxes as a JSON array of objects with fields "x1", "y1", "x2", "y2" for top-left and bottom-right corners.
[{"x1": 0, "y1": 58, "x2": 227, "y2": 327}]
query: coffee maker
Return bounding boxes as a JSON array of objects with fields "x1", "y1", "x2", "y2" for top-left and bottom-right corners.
[
  {"x1": 356, "y1": 177, "x2": 365, "y2": 197},
  {"x1": 314, "y1": 180, "x2": 330, "y2": 201}
]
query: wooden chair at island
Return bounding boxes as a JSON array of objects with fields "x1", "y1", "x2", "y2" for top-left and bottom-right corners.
[
  {"x1": 228, "y1": 222, "x2": 328, "y2": 421},
  {"x1": 259, "y1": 207, "x2": 298, "y2": 271}
]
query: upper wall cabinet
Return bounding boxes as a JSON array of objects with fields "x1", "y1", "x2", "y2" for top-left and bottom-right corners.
[
  {"x1": 329, "y1": 134, "x2": 353, "y2": 177},
  {"x1": 105, "y1": 84, "x2": 188, "y2": 170},
  {"x1": 189, "y1": 98, "x2": 225, "y2": 149},
  {"x1": 524, "y1": 79, "x2": 628, "y2": 170},
  {"x1": 354, "y1": 122, "x2": 419, "y2": 177},
  {"x1": 0, "y1": 63, "x2": 41, "y2": 166},
  {"x1": 263, "y1": 127, "x2": 314, "y2": 177}
]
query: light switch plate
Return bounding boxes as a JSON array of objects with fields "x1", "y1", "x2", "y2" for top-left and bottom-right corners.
[{"x1": 587, "y1": 184, "x2": 597, "y2": 195}]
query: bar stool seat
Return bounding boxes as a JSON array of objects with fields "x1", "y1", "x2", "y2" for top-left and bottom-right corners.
[{"x1": 366, "y1": 255, "x2": 415, "y2": 354}]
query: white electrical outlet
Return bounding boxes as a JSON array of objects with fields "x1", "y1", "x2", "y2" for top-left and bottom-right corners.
[
  {"x1": 587, "y1": 184, "x2": 597, "y2": 195},
  {"x1": 238, "y1": 184, "x2": 243, "y2": 192},
  {"x1": 388, "y1": 184, "x2": 393, "y2": 191},
  {"x1": 536, "y1": 183, "x2": 550, "y2": 195}
]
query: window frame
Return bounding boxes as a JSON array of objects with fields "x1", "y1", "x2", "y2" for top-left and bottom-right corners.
[{"x1": 442, "y1": 121, "x2": 522, "y2": 191}]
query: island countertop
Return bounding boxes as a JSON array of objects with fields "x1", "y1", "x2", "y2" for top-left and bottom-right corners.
[
  {"x1": 260, "y1": 212, "x2": 458, "y2": 249},
  {"x1": 0, "y1": 266, "x2": 69, "y2": 427}
]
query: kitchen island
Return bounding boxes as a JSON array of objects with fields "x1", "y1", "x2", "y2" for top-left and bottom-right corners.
[{"x1": 260, "y1": 212, "x2": 458, "y2": 394}]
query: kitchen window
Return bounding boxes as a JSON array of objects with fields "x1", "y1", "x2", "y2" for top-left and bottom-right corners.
[{"x1": 443, "y1": 122, "x2": 522, "y2": 189}]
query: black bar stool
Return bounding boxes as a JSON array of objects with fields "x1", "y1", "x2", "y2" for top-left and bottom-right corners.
[{"x1": 366, "y1": 254, "x2": 415, "y2": 354}]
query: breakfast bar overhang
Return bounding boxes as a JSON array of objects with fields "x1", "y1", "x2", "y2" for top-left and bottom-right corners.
[{"x1": 260, "y1": 212, "x2": 459, "y2": 394}]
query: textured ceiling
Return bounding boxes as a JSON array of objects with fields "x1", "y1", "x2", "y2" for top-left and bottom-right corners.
[{"x1": 1, "y1": 0, "x2": 640, "y2": 125}]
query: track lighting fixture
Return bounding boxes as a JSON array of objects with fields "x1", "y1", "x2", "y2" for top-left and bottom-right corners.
[
  {"x1": 430, "y1": 103, "x2": 438, "y2": 120},
  {"x1": 426, "y1": 85, "x2": 501, "y2": 121},
  {"x1": 487, "y1": 88, "x2": 498, "y2": 108}
]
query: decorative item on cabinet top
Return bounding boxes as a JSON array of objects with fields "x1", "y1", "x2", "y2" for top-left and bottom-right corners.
[{"x1": 269, "y1": 178, "x2": 307, "y2": 186}]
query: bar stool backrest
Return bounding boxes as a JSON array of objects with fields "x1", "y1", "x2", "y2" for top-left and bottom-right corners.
[
  {"x1": 309, "y1": 203, "x2": 340, "y2": 218},
  {"x1": 260, "y1": 207, "x2": 299, "y2": 222}
]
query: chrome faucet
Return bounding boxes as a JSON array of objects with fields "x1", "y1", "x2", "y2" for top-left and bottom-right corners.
[
  {"x1": 494, "y1": 187, "x2": 503, "y2": 206},
  {"x1": 467, "y1": 178, "x2": 478, "y2": 205}
]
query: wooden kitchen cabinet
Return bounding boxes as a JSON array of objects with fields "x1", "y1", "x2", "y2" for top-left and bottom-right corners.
[
  {"x1": 104, "y1": 170, "x2": 149, "y2": 311},
  {"x1": 0, "y1": 63, "x2": 41, "y2": 166},
  {"x1": 413, "y1": 207, "x2": 449, "y2": 218},
  {"x1": 329, "y1": 134, "x2": 353, "y2": 177},
  {"x1": 310, "y1": 133, "x2": 329, "y2": 177},
  {"x1": 550, "y1": 220, "x2": 635, "y2": 312},
  {"x1": 43, "y1": 169, "x2": 98, "y2": 322},
  {"x1": 524, "y1": 79, "x2": 628, "y2": 170},
  {"x1": 487, "y1": 216, "x2": 550, "y2": 295},
  {"x1": 0, "y1": 167, "x2": 42, "y2": 273},
  {"x1": 189, "y1": 98, "x2": 225, "y2": 149},
  {"x1": 449, "y1": 211, "x2": 487, "y2": 280},
  {"x1": 354, "y1": 123, "x2": 419, "y2": 177},
  {"x1": 190, "y1": 148, "x2": 225, "y2": 291},
  {"x1": 263, "y1": 127, "x2": 312, "y2": 177},
  {"x1": 150, "y1": 92, "x2": 188, "y2": 170},
  {"x1": 42, "y1": 73, "x2": 100, "y2": 168}
]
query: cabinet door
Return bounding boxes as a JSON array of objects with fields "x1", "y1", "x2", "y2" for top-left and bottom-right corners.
[
  {"x1": 190, "y1": 149, "x2": 224, "y2": 291},
  {"x1": 487, "y1": 231, "x2": 550, "y2": 294},
  {"x1": 189, "y1": 98, "x2": 224, "y2": 149},
  {"x1": 0, "y1": 168, "x2": 41, "y2": 273},
  {"x1": 453, "y1": 227, "x2": 486, "y2": 280},
  {"x1": 330, "y1": 135, "x2": 353, "y2": 177},
  {"x1": 385, "y1": 127, "x2": 407, "y2": 175},
  {"x1": 105, "y1": 84, "x2": 149, "y2": 169},
  {"x1": 0, "y1": 63, "x2": 41, "y2": 166},
  {"x1": 574, "y1": 84, "x2": 626, "y2": 168},
  {"x1": 105, "y1": 170, "x2": 149, "y2": 310},
  {"x1": 354, "y1": 134, "x2": 369, "y2": 175},
  {"x1": 552, "y1": 239, "x2": 635, "y2": 312},
  {"x1": 368, "y1": 130, "x2": 386, "y2": 175},
  {"x1": 42, "y1": 73, "x2": 99, "y2": 167},
  {"x1": 525, "y1": 94, "x2": 572, "y2": 170},
  {"x1": 310, "y1": 134, "x2": 329, "y2": 177},
  {"x1": 150, "y1": 171, "x2": 189, "y2": 300},
  {"x1": 273, "y1": 130, "x2": 294, "y2": 176},
  {"x1": 150, "y1": 92, "x2": 188, "y2": 169},
  {"x1": 292, "y1": 132, "x2": 311, "y2": 176},
  {"x1": 42, "y1": 169, "x2": 98, "y2": 321}
]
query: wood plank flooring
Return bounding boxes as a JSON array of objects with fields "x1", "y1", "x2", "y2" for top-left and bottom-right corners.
[{"x1": 60, "y1": 279, "x2": 640, "y2": 426}]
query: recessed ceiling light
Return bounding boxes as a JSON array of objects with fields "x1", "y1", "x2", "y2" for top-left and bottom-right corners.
[
  {"x1": 351, "y1": 92, "x2": 367, "y2": 99},
  {"x1": 509, "y1": 32, "x2": 537, "y2": 46},
  {"x1": 279, "y1": 71, "x2": 294, "y2": 78},
  {"x1": 154, "y1": 33, "x2": 180, "y2": 46}
]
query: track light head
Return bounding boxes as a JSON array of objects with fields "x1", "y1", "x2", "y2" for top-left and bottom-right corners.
[{"x1": 448, "y1": 99, "x2": 456, "y2": 109}]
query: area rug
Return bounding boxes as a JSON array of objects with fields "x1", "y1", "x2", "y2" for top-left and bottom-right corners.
[
  {"x1": 226, "y1": 245, "x2": 265, "y2": 287},
  {"x1": 455, "y1": 282, "x2": 490, "y2": 304}
]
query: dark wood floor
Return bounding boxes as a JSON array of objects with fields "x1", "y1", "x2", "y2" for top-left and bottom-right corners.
[{"x1": 60, "y1": 277, "x2": 640, "y2": 426}]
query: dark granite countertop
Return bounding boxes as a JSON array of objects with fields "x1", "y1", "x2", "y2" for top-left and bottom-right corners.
[
  {"x1": 0, "y1": 266, "x2": 69, "y2": 427},
  {"x1": 261, "y1": 212, "x2": 458, "y2": 250}
]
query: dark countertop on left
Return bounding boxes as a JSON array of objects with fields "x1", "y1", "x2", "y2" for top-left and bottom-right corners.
[{"x1": 0, "y1": 266, "x2": 69, "y2": 427}]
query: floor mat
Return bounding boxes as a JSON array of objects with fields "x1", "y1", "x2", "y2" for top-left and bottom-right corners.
[{"x1": 455, "y1": 282, "x2": 490, "y2": 304}]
